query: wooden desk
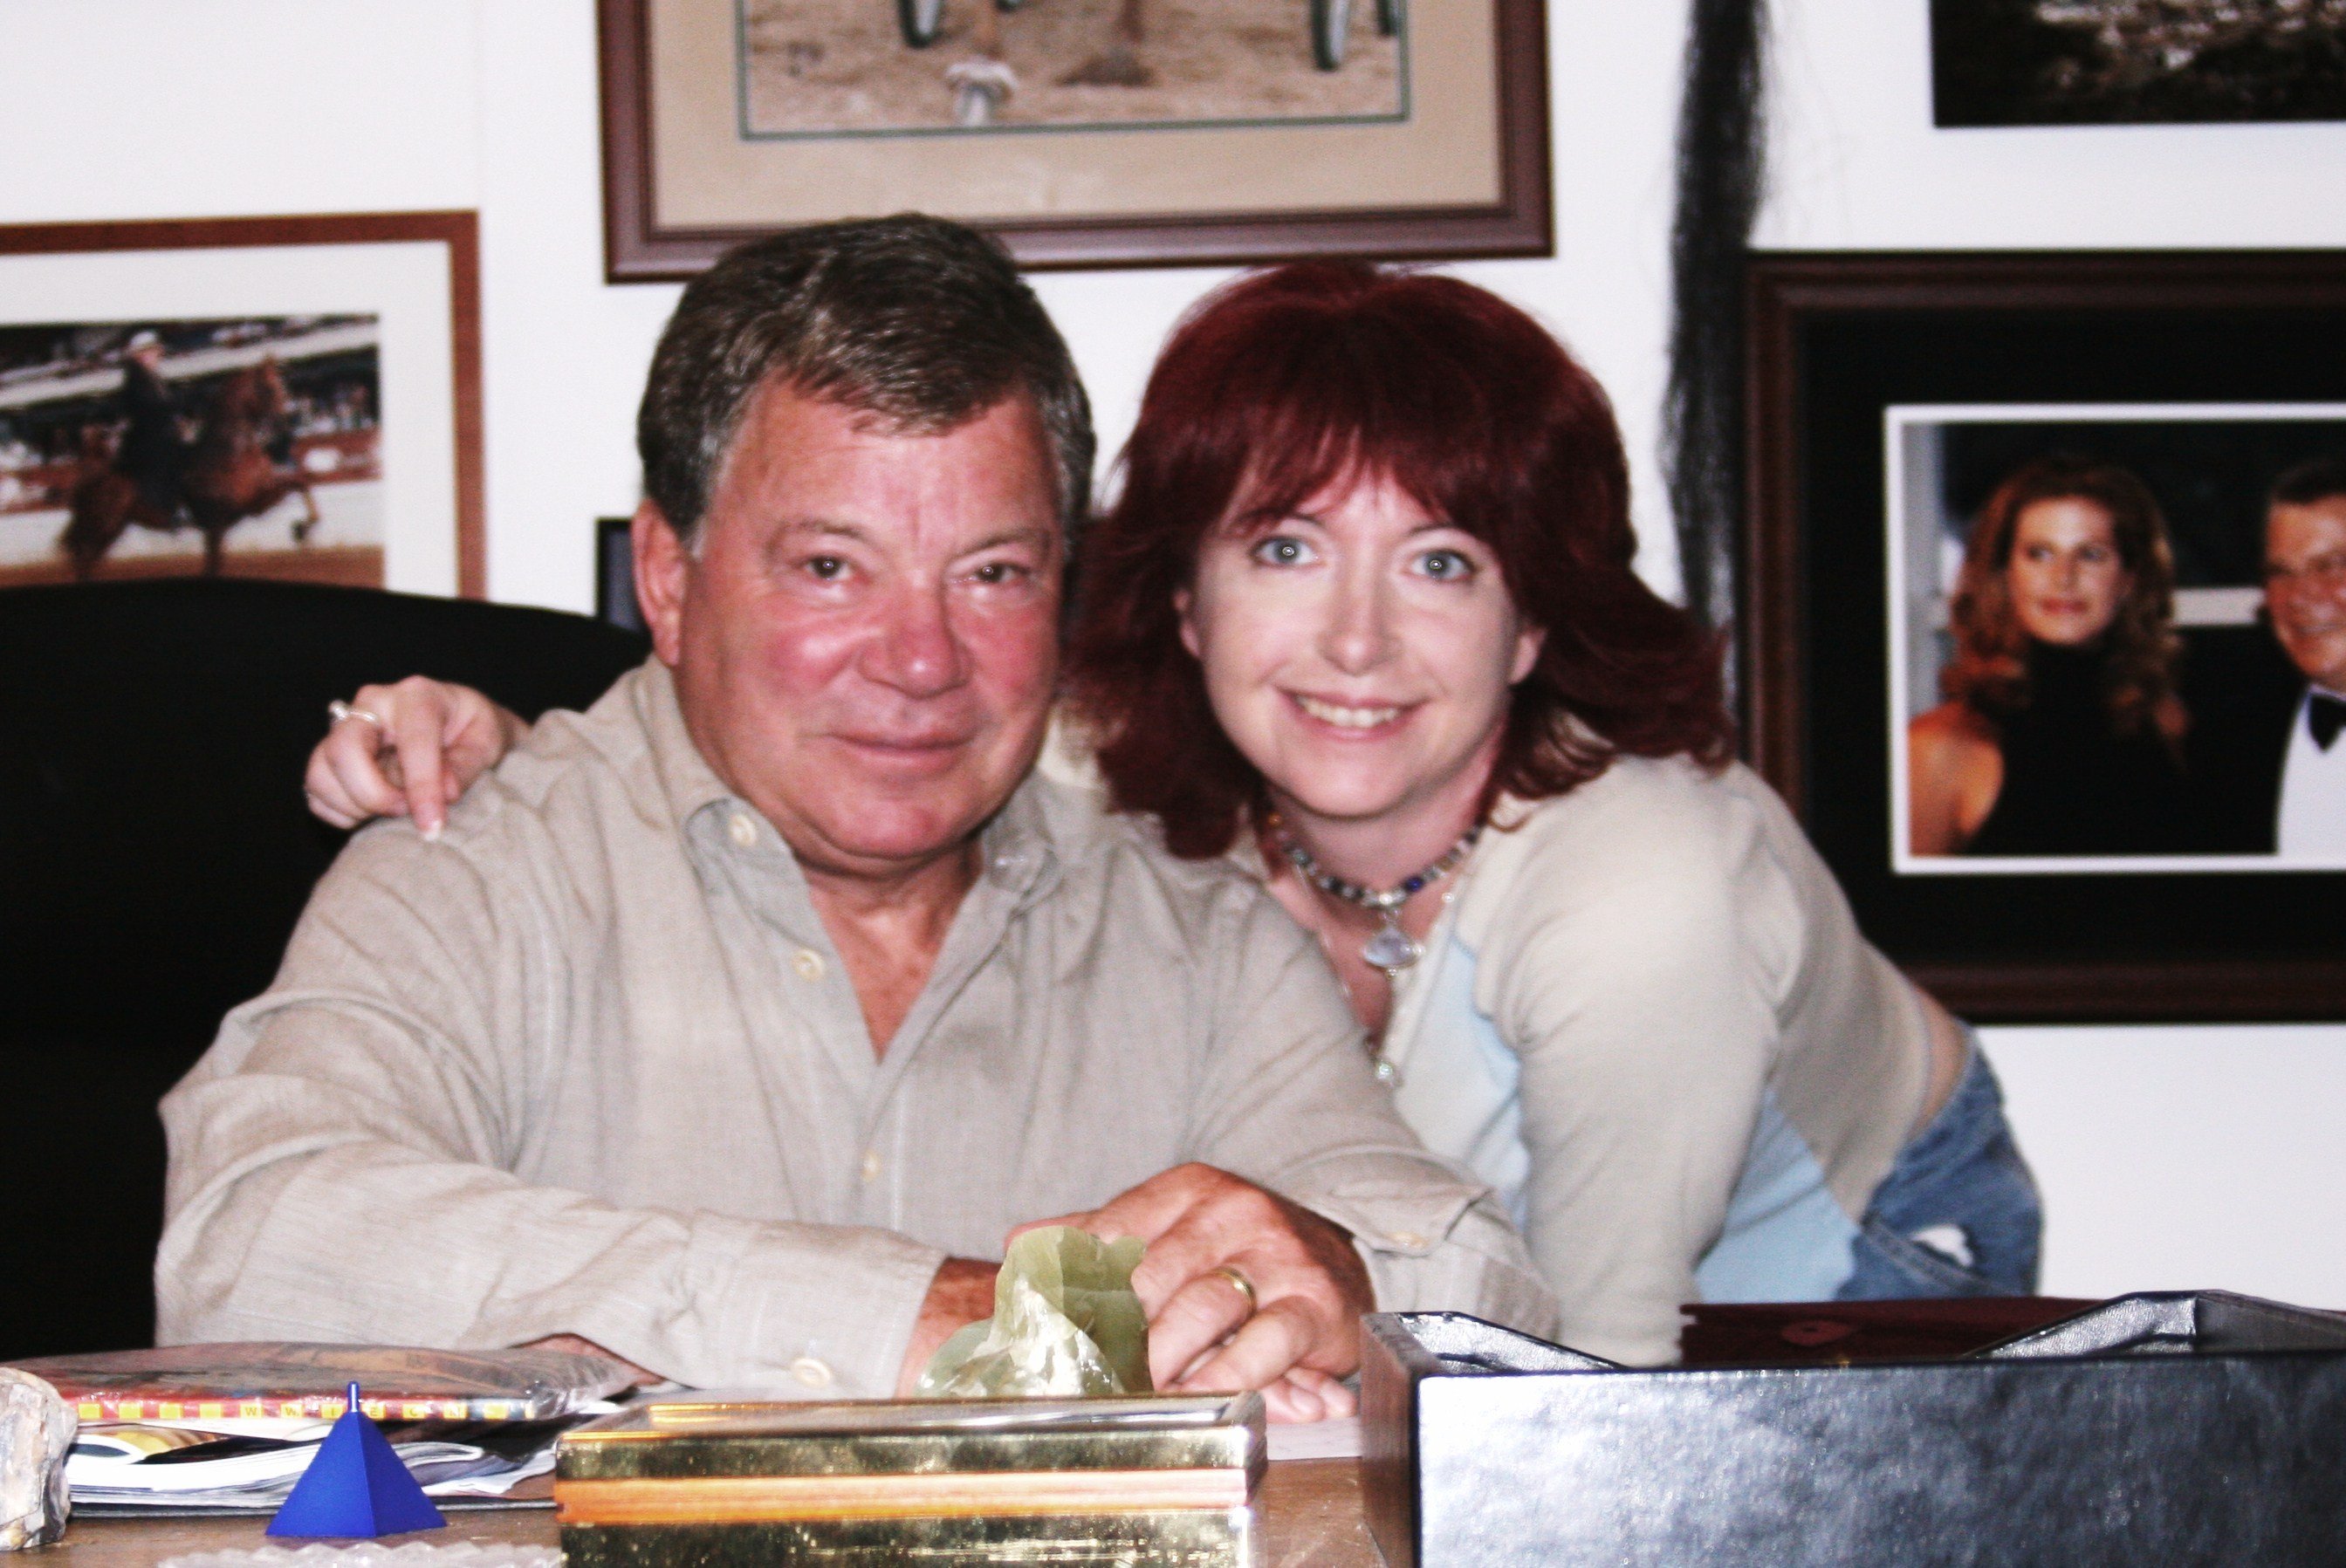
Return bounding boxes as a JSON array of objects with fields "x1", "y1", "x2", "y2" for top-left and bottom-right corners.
[{"x1": 39, "y1": 1461, "x2": 1380, "y2": 1568}]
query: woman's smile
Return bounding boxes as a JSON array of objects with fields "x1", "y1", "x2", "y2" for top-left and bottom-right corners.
[{"x1": 1287, "y1": 691, "x2": 1411, "y2": 733}]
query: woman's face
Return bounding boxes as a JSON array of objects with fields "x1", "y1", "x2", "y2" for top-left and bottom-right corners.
[
  {"x1": 2005, "y1": 496, "x2": 2131, "y2": 647},
  {"x1": 1176, "y1": 473, "x2": 1544, "y2": 832}
]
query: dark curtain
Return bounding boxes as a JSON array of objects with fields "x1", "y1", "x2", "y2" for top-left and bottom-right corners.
[{"x1": 1662, "y1": 0, "x2": 1769, "y2": 654}]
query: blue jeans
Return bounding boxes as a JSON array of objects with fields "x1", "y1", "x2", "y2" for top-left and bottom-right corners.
[{"x1": 1836, "y1": 1037, "x2": 2042, "y2": 1299}]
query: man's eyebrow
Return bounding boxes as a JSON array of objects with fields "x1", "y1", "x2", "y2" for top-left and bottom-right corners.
[
  {"x1": 776, "y1": 518, "x2": 876, "y2": 544},
  {"x1": 960, "y1": 523, "x2": 1059, "y2": 555}
]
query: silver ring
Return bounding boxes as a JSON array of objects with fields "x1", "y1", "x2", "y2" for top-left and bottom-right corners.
[
  {"x1": 1210, "y1": 1265, "x2": 1257, "y2": 1313},
  {"x1": 328, "y1": 699, "x2": 384, "y2": 730}
]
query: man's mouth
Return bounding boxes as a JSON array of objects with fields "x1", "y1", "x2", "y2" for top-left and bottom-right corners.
[
  {"x1": 1290, "y1": 693, "x2": 1406, "y2": 730},
  {"x1": 833, "y1": 730, "x2": 974, "y2": 755}
]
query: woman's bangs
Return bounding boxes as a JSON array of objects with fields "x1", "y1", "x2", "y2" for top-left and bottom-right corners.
[{"x1": 1215, "y1": 336, "x2": 1497, "y2": 540}]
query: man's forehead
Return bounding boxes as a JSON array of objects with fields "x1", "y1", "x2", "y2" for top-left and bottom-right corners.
[{"x1": 2267, "y1": 498, "x2": 2346, "y2": 564}]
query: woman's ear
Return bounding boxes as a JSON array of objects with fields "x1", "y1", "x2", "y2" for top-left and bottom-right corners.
[
  {"x1": 1174, "y1": 585, "x2": 1202, "y2": 660},
  {"x1": 632, "y1": 502, "x2": 691, "y2": 668},
  {"x1": 1510, "y1": 622, "x2": 1547, "y2": 685}
]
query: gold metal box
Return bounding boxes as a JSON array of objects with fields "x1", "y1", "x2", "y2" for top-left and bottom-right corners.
[{"x1": 556, "y1": 1393, "x2": 1265, "y2": 1567}]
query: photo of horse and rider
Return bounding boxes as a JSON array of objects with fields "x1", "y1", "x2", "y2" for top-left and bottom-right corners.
[
  {"x1": 1893, "y1": 409, "x2": 2346, "y2": 869},
  {"x1": 0, "y1": 316, "x2": 382, "y2": 590},
  {"x1": 740, "y1": 0, "x2": 1403, "y2": 134}
]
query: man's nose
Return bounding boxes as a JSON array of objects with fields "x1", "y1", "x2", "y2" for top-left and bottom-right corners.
[
  {"x1": 1320, "y1": 568, "x2": 1397, "y2": 675},
  {"x1": 862, "y1": 582, "x2": 969, "y2": 697}
]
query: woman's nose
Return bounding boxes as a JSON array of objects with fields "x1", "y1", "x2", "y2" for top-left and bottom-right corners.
[{"x1": 1320, "y1": 572, "x2": 1397, "y2": 674}]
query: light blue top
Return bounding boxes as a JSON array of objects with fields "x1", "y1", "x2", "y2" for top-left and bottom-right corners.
[{"x1": 1388, "y1": 928, "x2": 1861, "y2": 1309}]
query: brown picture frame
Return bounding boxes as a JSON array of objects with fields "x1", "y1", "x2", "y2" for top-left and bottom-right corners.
[
  {"x1": 1745, "y1": 250, "x2": 2346, "y2": 1023},
  {"x1": 595, "y1": 0, "x2": 1551, "y2": 279},
  {"x1": 0, "y1": 210, "x2": 485, "y2": 598}
]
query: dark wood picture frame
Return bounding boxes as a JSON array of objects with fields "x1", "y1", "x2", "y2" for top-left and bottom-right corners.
[
  {"x1": 0, "y1": 210, "x2": 486, "y2": 598},
  {"x1": 595, "y1": 0, "x2": 1551, "y2": 279},
  {"x1": 1746, "y1": 250, "x2": 2346, "y2": 1023}
]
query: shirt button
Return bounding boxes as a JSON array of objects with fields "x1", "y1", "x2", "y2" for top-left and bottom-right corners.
[
  {"x1": 789, "y1": 1357, "x2": 833, "y2": 1389},
  {"x1": 1387, "y1": 1230, "x2": 1427, "y2": 1250},
  {"x1": 861, "y1": 1150, "x2": 882, "y2": 1182},
  {"x1": 792, "y1": 948, "x2": 826, "y2": 982},
  {"x1": 727, "y1": 812, "x2": 758, "y2": 849}
]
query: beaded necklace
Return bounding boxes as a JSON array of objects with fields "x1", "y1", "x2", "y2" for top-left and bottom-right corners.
[{"x1": 1265, "y1": 811, "x2": 1482, "y2": 978}]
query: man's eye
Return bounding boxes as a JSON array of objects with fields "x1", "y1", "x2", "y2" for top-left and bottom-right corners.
[
  {"x1": 1417, "y1": 550, "x2": 1474, "y2": 581},
  {"x1": 805, "y1": 556, "x2": 847, "y2": 580},
  {"x1": 1250, "y1": 536, "x2": 1314, "y2": 566},
  {"x1": 972, "y1": 561, "x2": 1030, "y2": 585}
]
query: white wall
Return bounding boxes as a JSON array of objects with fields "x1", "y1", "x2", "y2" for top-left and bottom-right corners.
[{"x1": 2, "y1": 0, "x2": 2338, "y2": 1304}]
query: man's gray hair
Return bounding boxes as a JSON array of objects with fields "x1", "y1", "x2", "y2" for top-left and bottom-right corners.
[{"x1": 637, "y1": 214, "x2": 1094, "y2": 547}]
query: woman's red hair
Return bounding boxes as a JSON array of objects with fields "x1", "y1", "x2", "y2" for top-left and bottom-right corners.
[{"x1": 1064, "y1": 261, "x2": 1733, "y2": 859}]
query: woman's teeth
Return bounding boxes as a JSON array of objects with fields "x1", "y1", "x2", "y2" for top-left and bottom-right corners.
[{"x1": 1294, "y1": 695, "x2": 1402, "y2": 729}]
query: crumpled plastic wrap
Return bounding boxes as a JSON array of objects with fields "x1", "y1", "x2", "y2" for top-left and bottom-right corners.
[
  {"x1": 0, "y1": 1367, "x2": 73, "y2": 1550},
  {"x1": 917, "y1": 1227, "x2": 1151, "y2": 1398}
]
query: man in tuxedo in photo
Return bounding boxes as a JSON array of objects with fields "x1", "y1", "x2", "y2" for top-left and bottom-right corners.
[{"x1": 2260, "y1": 457, "x2": 2346, "y2": 859}]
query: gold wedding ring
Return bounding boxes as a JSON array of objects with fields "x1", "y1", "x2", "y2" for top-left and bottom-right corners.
[
  {"x1": 327, "y1": 699, "x2": 385, "y2": 730},
  {"x1": 1210, "y1": 1264, "x2": 1257, "y2": 1313}
]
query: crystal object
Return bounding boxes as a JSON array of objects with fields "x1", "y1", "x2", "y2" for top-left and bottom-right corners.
[{"x1": 1362, "y1": 922, "x2": 1423, "y2": 974}]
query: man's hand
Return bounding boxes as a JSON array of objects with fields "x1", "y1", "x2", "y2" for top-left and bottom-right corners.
[
  {"x1": 1015, "y1": 1163, "x2": 1374, "y2": 1423},
  {"x1": 895, "y1": 1256, "x2": 999, "y2": 1395},
  {"x1": 305, "y1": 676, "x2": 525, "y2": 839}
]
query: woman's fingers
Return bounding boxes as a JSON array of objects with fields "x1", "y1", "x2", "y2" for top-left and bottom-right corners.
[
  {"x1": 379, "y1": 681, "x2": 453, "y2": 839},
  {"x1": 308, "y1": 712, "x2": 406, "y2": 825}
]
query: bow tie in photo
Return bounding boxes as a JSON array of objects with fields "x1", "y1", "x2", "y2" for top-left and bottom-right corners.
[{"x1": 2310, "y1": 693, "x2": 2346, "y2": 752}]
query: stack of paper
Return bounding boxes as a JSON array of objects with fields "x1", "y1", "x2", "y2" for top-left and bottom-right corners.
[{"x1": 67, "y1": 1417, "x2": 575, "y2": 1514}]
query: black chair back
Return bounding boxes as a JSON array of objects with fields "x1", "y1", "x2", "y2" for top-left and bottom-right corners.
[{"x1": 0, "y1": 578, "x2": 647, "y2": 1358}]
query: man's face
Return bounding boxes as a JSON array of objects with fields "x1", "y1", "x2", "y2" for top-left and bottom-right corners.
[
  {"x1": 2264, "y1": 496, "x2": 2346, "y2": 694},
  {"x1": 638, "y1": 382, "x2": 1064, "y2": 883}
]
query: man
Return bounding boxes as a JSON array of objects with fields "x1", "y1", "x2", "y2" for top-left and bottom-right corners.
[
  {"x1": 2262, "y1": 457, "x2": 2346, "y2": 859},
  {"x1": 158, "y1": 216, "x2": 1550, "y2": 1415},
  {"x1": 114, "y1": 329, "x2": 189, "y2": 524}
]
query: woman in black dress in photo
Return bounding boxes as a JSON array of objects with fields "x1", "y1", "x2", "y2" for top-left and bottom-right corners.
[{"x1": 1908, "y1": 455, "x2": 2192, "y2": 857}]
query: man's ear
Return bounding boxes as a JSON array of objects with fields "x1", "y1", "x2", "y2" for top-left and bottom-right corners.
[{"x1": 632, "y1": 501, "x2": 691, "y2": 668}]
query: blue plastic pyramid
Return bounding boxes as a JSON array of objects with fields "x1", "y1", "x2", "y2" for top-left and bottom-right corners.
[{"x1": 266, "y1": 1381, "x2": 447, "y2": 1538}]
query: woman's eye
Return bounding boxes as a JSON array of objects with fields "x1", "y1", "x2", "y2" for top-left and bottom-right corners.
[
  {"x1": 1417, "y1": 550, "x2": 1474, "y2": 581},
  {"x1": 805, "y1": 556, "x2": 848, "y2": 581},
  {"x1": 1250, "y1": 535, "x2": 1315, "y2": 567},
  {"x1": 972, "y1": 561, "x2": 1028, "y2": 585}
]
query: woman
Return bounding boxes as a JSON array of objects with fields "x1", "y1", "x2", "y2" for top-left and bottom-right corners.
[
  {"x1": 1908, "y1": 455, "x2": 2191, "y2": 857},
  {"x1": 307, "y1": 264, "x2": 2039, "y2": 1366}
]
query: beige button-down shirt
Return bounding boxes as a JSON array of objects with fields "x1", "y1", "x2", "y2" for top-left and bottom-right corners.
[{"x1": 158, "y1": 662, "x2": 1553, "y2": 1393}]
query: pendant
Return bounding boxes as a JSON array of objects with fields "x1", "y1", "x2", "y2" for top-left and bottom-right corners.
[{"x1": 1362, "y1": 920, "x2": 1423, "y2": 975}]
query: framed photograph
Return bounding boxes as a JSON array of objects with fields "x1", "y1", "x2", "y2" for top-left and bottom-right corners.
[
  {"x1": 1746, "y1": 250, "x2": 2346, "y2": 1021},
  {"x1": 0, "y1": 212, "x2": 482, "y2": 598},
  {"x1": 597, "y1": 0, "x2": 1551, "y2": 277},
  {"x1": 1930, "y1": 0, "x2": 2346, "y2": 127}
]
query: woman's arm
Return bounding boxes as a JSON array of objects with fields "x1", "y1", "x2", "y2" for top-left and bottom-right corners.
[
  {"x1": 305, "y1": 677, "x2": 525, "y2": 837},
  {"x1": 1905, "y1": 703, "x2": 2002, "y2": 856}
]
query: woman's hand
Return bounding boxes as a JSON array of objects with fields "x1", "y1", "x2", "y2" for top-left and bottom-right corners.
[{"x1": 305, "y1": 677, "x2": 525, "y2": 838}]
